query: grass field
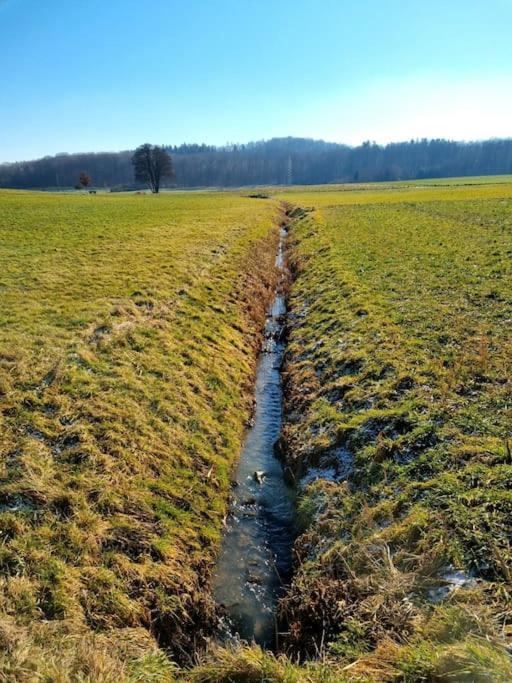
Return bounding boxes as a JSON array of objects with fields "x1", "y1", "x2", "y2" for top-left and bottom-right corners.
[
  {"x1": 0, "y1": 189, "x2": 281, "y2": 680},
  {"x1": 276, "y1": 177, "x2": 512, "y2": 208},
  {"x1": 272, "y1": 181, "x2": 512, "y2": 679},
  {"x1": 1, "y1": 179, "x2": 511, "y2": 681},
  {"x1": 193, "y1": 181, "x2": 512, "y2": 682}
]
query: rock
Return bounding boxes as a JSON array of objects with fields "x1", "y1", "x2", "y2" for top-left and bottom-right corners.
[
  {"x1": 253, "y1": 470, "x2": 266, "y2": 484},
  {"x1": 242, "y1": 496, "x2": 257, "y2": 506},
  {"x1": 247, "y1": 571, "x2": 264, "y2": 585}
]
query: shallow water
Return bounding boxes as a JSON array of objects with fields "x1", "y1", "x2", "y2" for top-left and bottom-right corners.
[{"x1": 213, "y1": 228, "x2": 295, "y2": 647}]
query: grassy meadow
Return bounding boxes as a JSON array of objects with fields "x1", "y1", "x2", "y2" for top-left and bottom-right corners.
[
  {"x1": 188, "y1": 179, "x2": 512, "y2": 682},
  {"x1": 0, "y1": 177, "x2": 511, "y2": 682},
  {"x1": 270, "y1": 180, "x2": 512, "y2": 680},
  {"x1": 0, "y1": 189, "x2": 281, "y2": 679}
]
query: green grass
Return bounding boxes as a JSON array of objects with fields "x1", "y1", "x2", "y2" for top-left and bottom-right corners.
[
  {"x1": 2, "y1": 177, "x2": 512, "y2": 681},
  {"x1": 276, "y1": 179, "x2": 512, "y2": 208},
  {"x1": 0, "y1": 189, "x2": 280, "y2": 678},
  {"x1": 273, "y1": 180, "x2": 512, "y2": 678}
]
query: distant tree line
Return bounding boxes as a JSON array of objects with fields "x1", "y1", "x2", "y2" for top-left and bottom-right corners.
[{"x1": 1, "y1": 137, "x2": 512, "y2": 190}]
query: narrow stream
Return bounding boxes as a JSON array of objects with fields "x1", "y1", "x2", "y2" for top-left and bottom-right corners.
[{"x1": 213, "y1": 227, "x2": 295, "y2": 647}]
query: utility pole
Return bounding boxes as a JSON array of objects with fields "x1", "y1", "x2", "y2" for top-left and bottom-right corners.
[{"x1": 286, "y1": 155, "x2": 293, "y2": 185}]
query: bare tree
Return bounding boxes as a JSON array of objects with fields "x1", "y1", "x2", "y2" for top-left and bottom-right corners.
[
  {"x1": 78, "y1": 171, "x2": 92, "y2": 189},
  {"x1": 132, "y1": 144, "x2": 174, "y2": 193}
]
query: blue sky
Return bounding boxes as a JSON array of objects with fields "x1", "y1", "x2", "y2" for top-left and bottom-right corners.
[{"x1": 1, "y1": 0, "x2": 511, "y2": 162}]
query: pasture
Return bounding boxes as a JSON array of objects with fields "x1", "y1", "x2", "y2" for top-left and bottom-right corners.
[
  {"x1": 0, "y1": 189, "x2": 279, "y2": 679},
  {"x1": 0, "y1": 178, "x2": 511, "y2": 681},
  {"x1": 275, "y1": 179, "x2": 512, "y2": 679}
]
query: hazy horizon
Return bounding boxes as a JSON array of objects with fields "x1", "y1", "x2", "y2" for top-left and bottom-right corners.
[{"x1": 1, "y1": 0, "x2": 511, "y2": 163}]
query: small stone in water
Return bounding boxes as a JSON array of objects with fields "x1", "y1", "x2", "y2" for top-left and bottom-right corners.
[
  {"x1": 253, "y1": 470, "x2": 266, "y2": 484},
  {"x1": 242, "y1": 496, "x2": 257, "y2": 505},
  {"x1": 247, "y1": 571, "x2": 264, "y2": 585}
]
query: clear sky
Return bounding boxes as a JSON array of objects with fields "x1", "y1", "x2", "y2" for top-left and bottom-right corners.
[{"x1": 1, "y1": 0, "x2": 511, "y2": 162}]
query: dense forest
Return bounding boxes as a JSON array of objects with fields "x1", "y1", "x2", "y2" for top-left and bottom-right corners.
[{"x1": 1, "y1": 137, "x2": 512, "y2": 189}]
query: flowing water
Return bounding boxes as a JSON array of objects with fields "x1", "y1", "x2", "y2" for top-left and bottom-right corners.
[{"x1": 213, "y1": 227, "x2": 295, "y2": 647}]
